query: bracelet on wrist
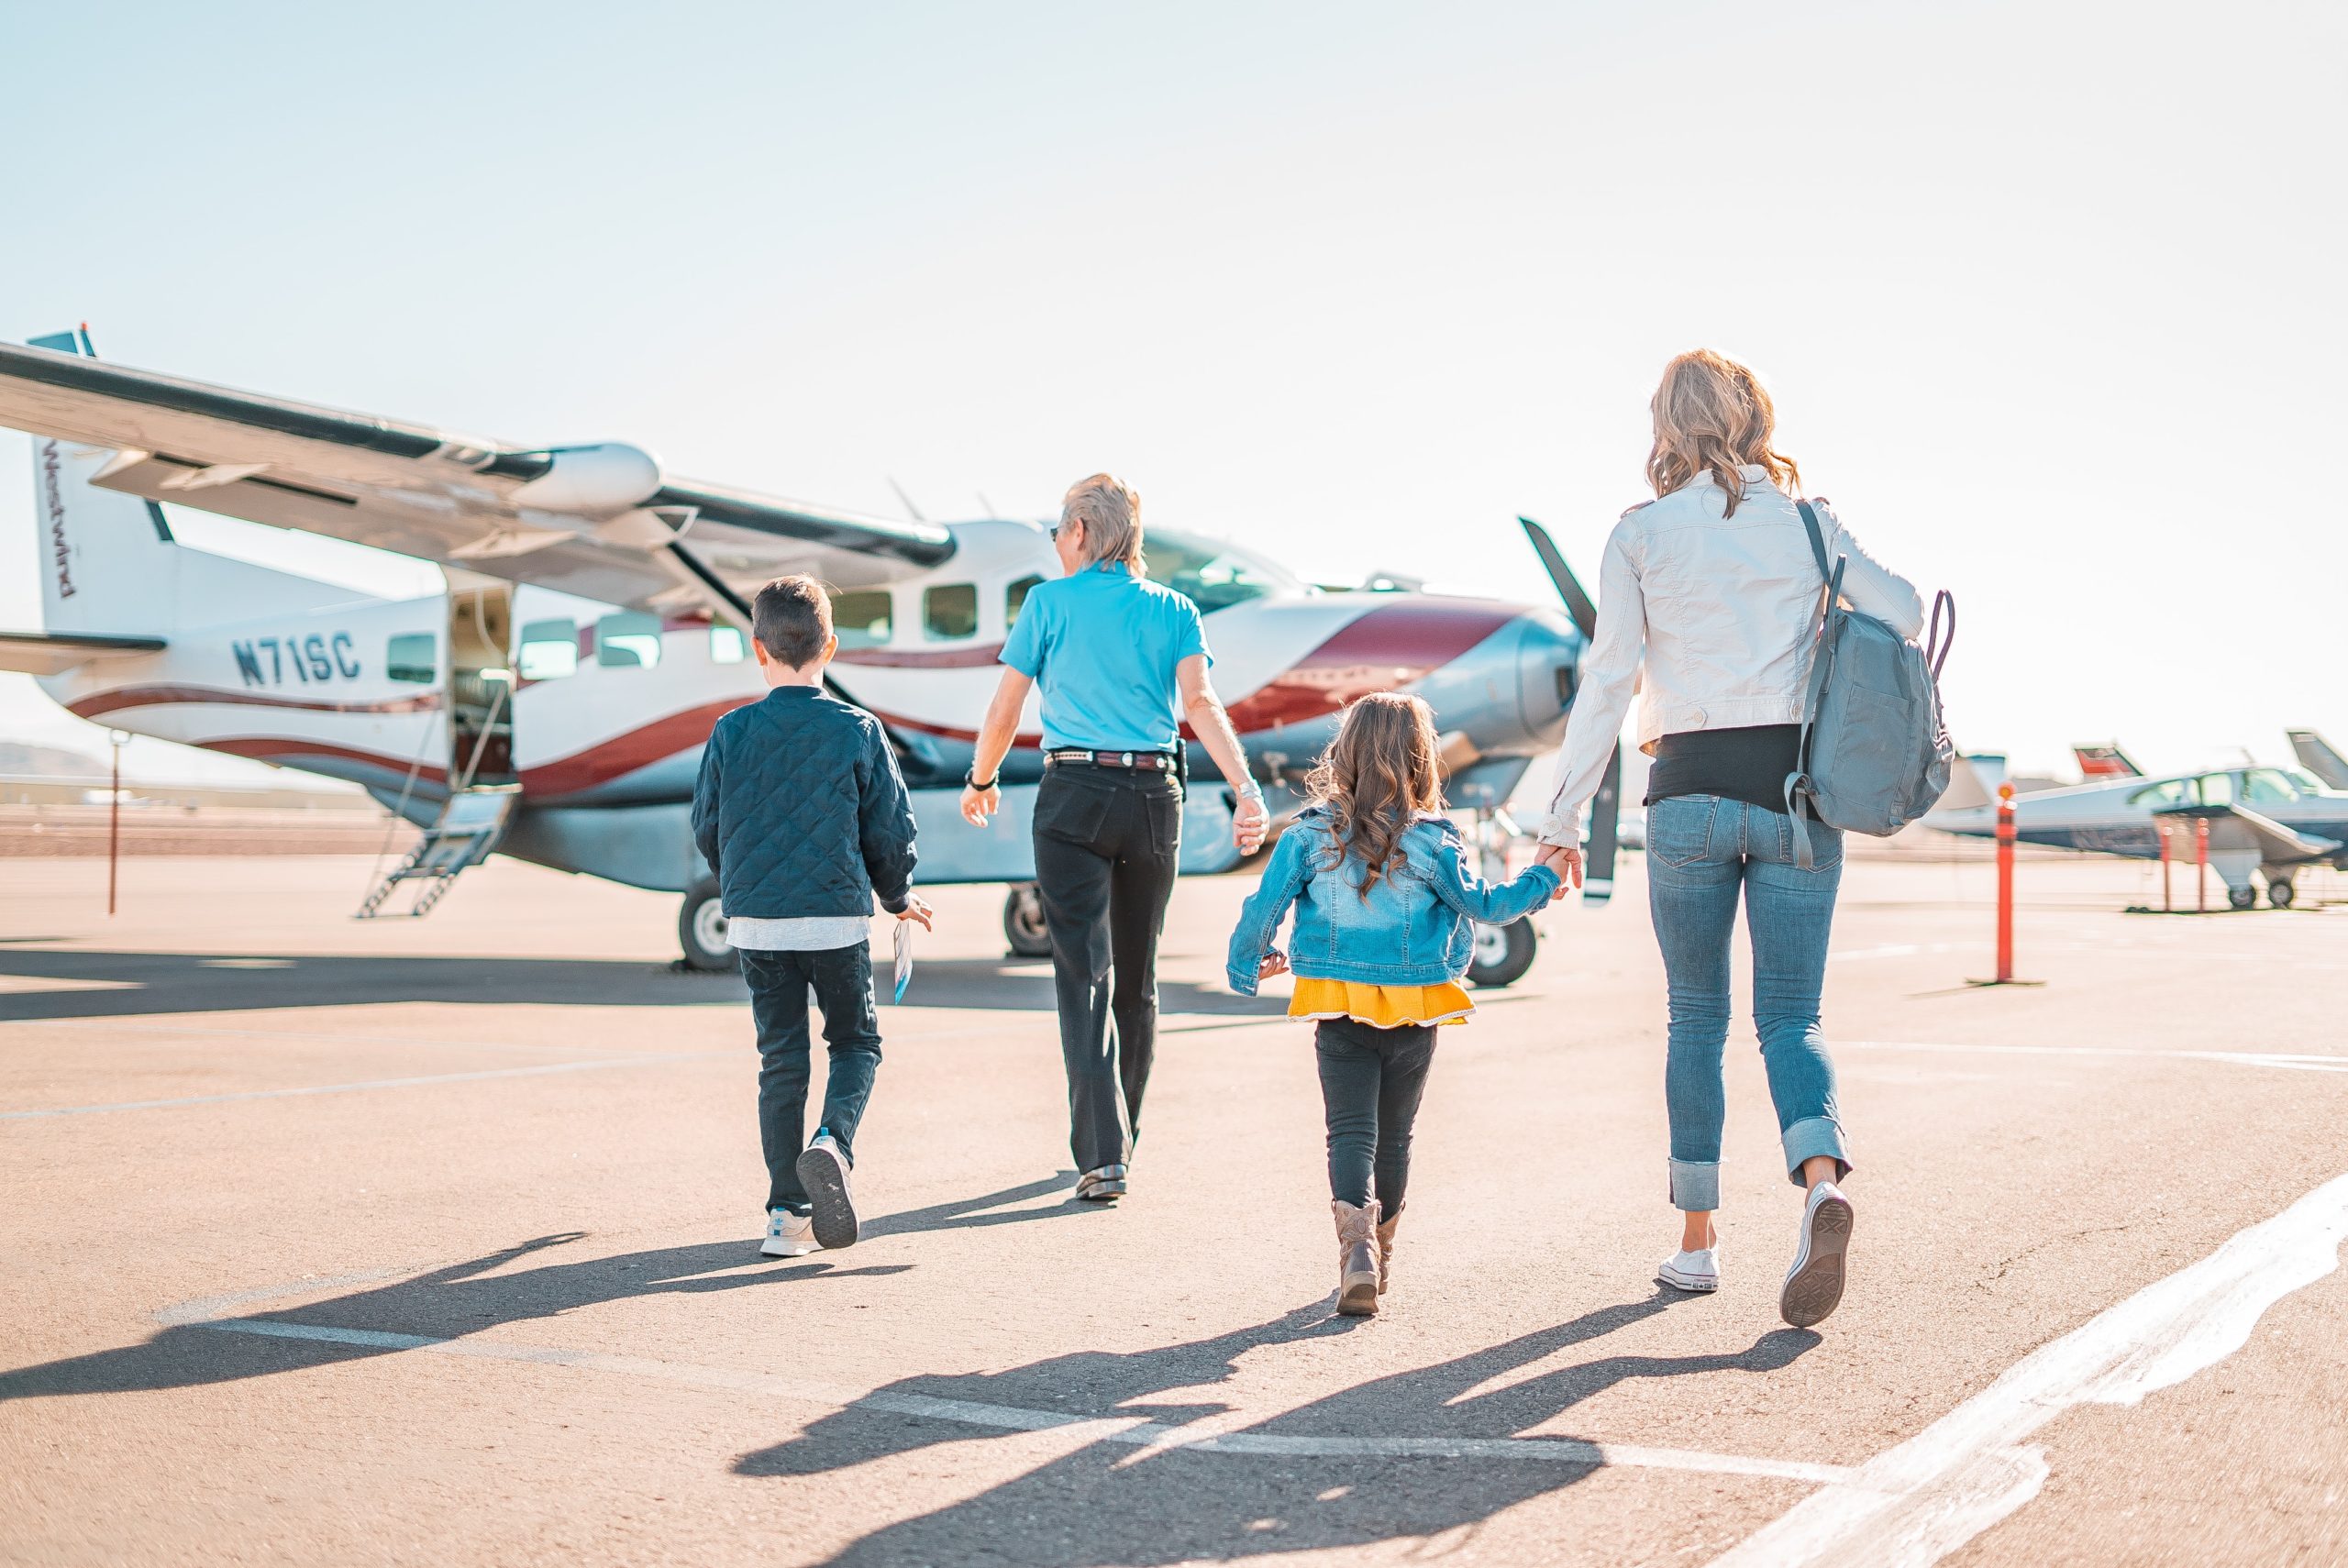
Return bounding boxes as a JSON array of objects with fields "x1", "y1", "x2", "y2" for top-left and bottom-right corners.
[{"x1": 965, "y1": 768, "x2": 998, "y2": 791}]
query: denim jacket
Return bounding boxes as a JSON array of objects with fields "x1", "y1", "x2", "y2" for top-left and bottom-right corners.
[{"x1": 1225, "y1": 809, "x2": 1561, "y2": 994}]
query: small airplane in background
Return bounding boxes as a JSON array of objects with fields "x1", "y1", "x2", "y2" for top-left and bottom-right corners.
[
  {"x1": 1929, "y1": 734, "x2": 2348, "y2": 909},
  {"x1": 0, "y1": 329, "x2": 1626, "y2": 981}
]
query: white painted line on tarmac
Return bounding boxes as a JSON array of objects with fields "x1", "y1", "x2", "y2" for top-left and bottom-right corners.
[
  {"x1": 1, "y1": 1051, "x2": 733, "y2": 1120},
  {"x1": 1707, "y1": 1168, "x2": 2348, "y2": 1568},
  {"x1": 163, "y1": 1287, "x2": 1851, "y2": 1485},
  {"x1": 1844, "y1": 1040, "x2": 2348, "y2": 1074}
]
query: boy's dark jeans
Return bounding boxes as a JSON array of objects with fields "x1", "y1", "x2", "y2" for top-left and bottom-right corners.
[
  {"x1": 1314, "y1": 1016, "x2": 1438, "y2": 1216},
  {"x1": 739, "y1": 943, "x2": 881, "y2": 1214},
  {"x1": 1031, "y1": 767, "x2": 1181, "y2": 1174}
]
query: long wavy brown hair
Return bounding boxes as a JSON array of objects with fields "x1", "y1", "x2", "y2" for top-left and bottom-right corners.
[
  {"x1": 1303, "y1": 692, "x2": 1445, "y2": 896},
  {"x1": 1646, "y1": 348, "x2": 1801, "y2": 519}
]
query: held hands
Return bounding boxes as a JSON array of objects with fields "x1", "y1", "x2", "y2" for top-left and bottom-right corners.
[
  {"x1": 1257, "y1": 949, "x2": 1290, "y2": 981},
  {"x1": 894, "y1": 893, "x2": 936, "y2": 932},
  {"x1": 1233, "y1": 791, "x2": 1268, "y2": 855},
  {"x1": 1534, "y1": 842, "x2": 1584, "y2": 889},
  {"x1": 959, "y1": 783, "x2": 1001, "y2": 828}
]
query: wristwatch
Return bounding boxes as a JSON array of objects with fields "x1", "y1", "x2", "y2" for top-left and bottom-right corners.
[{"x1": 964, "y1": 767, "x2": 999, "y2": 791}]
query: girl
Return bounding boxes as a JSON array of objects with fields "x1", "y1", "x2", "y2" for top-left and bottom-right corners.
[{"x1": 1227, "y1": 692, "x2": 1561, "y2": 1316}]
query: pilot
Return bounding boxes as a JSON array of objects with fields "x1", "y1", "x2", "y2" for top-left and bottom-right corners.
[{"x1": 960, "y1": 474, "x2": 1268, "y2": 1201}]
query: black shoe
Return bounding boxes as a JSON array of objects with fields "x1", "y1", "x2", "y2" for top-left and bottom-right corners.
[{"x1": 1074, "y1": 1164, "x2": 1129, "y2": 1202}]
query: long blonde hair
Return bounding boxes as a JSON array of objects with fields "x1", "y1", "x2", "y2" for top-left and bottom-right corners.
[
  {"x1": 1303, "y1": 692, "x2": 1445, "y2": 896},
  {"x1": 1646, "y1": 348, "x2": 1801, "y2": 519}
]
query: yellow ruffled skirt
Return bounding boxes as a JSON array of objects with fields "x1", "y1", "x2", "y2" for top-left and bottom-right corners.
[{"x1": 1288, "y1": 977, "x2": 1474, "y2": 1028}]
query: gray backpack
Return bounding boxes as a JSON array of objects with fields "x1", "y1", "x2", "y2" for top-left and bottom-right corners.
[{"x1": 1783, "y1": 501, "x2": 1955, "y2": 868}]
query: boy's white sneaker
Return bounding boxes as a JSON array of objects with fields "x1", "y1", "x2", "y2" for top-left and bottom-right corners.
[
  {"x1": 1780, "y1": 1181, "x2": 1855, "y2": 1328},
  {"x1": 1657, "y1": 1247, "x2": 1720, "y2": 1293},
  {"x1": 760, "y1": 1209, "x2": 816, "y2": 1258},
  {"x1": 796, "y1": 1132, "x2": 860, "y2": 1250}
]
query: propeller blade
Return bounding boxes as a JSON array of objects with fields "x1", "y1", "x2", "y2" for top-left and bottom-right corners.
[
  {"x1": 1518, "y1": 516, "x2": 1598, "y2": 638},
  {"x1": 1581, "y1": 745, "x2": 1623, "y2": 903}
]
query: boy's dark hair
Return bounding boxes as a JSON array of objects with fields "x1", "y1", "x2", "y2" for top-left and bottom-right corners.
[{"x1": 751, "y1": 575, "x2": 835, "y2": 668}]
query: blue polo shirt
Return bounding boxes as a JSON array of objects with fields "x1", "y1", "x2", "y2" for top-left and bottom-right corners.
[{"x1": 1000, "y1": 564, "x2": 1210, "y2": 752}]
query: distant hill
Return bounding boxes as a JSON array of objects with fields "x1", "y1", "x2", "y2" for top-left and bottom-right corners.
[{"x1": 0, "y1": 742, "x2": 109, "y2": 778}]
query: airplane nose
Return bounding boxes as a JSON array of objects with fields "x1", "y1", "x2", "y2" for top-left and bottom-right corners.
[{"x1": 1514, "y1": 607, "x2": 1583, "y2": 742}]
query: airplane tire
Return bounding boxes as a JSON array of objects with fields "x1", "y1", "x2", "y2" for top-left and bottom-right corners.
[
  {"x1": 1003, "y1": 883, "x2": 1052, "y2": 959},
  {"x1": 2268, "y1": 878, "x2": 2296, "y2": 909},
  {"x1": 1467, "y1": 921, "x2": 1537, "y2": 988},
  {"x1": 2227, "y1": 885, "x2": 2257, "y2": 911},
  {"x1": 678, "y1": 880, "x2": 738, "y2": 972}
]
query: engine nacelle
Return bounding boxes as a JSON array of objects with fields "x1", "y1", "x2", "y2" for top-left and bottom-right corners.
[{"x1": 510, "y1": 442, "x2": 663, "y2": 516}]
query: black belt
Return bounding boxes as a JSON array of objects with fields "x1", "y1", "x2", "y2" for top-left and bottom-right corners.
[{"x1": 1045, "y1": 749, "x2": 1178, "y2": 773}]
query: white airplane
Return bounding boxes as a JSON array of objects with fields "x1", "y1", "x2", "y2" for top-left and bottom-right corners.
[
  {"x1": 1928, "y1": 745, "x2": 2348, "y2": 909},
  {"x1": 0, "y1": 329, "x2": 1615, "y2": 981}
]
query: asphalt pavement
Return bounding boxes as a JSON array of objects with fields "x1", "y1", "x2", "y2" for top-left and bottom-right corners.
[{"x1": 3, "y1": 849, "x2": 2342, "y2": 1566}]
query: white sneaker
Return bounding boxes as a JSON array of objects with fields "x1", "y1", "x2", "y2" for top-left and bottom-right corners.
[
  {"x1": 760, "y1": 1209, "x2": 816, "y2": 1258},
  {"x1": 1658, "y1": 1247, "x2": 1720, "y2": 1292},
  {"x1": 1780, "y1": 1181, "x2": 1855, "y2": 1327},
  {"x1": 795, "y1": 1132, "x2": 859, "y2": 1250}
]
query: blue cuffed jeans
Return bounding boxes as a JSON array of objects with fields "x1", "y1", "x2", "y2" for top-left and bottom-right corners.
[{"x1": 1645, "y1": 794, "x2": 1850, "y2": 1212}]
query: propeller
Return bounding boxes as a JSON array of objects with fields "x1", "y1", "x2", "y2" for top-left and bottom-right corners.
[{"x1": 1518, "y1": 517, "x2": 1622, "y2": 905}]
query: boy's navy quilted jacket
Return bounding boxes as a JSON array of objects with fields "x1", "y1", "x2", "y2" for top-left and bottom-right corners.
[{"x1": 691, "y1": 686, "x2": 917, "y2": 920}]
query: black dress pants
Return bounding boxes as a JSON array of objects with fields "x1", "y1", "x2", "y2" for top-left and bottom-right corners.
[{"x1": 1031, "y1": 765, "x2": 1182, "y2": 1173}]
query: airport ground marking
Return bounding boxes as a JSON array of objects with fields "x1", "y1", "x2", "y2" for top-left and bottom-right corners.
[
  {"x1": 0, "y1": 1050, "x2": 735, "y2": 1120},
  {"x1": 153, "y1": 1274, "x2": 1852, "y2": 1485},
  {"x1": 1706, "y1": 1167, "x2": 2348, "y2": 1568},
  {"x1": 1844, "y1": 1040, "x2": 2348, "y2": 1075}
]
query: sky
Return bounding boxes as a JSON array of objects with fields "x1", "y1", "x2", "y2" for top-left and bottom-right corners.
[{"x1": 3, "y1": 0, "x2": 2342, "y2": 785}]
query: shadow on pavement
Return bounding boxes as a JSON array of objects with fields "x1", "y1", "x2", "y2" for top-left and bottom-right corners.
[
  {"x1": 0, "y1": 950, "x2": 1281, "y2": 1021},
  {"x1": 0, "y1": 1176, "x2": 1091, "y2": 1403},
  {"x1": 738, "y1": 1290, "x2": 1822, "y2": 1566}
]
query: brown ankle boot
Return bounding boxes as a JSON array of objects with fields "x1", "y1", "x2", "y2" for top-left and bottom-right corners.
[
  {"x1": 1334, "y1": 1200, "x2": 1381, "y2": 1317},
  {"x1": 1376, "y1": 1210, "x2": 1401, "y2": 1295}
]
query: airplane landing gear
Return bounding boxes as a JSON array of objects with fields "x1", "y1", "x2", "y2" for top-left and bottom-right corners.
[
  {"x1": 679, "y1": 879, "x2": 737, "y2": 971},
  {"x1": 1004, "y1": 881, "x2": 1051, "y2": 958},
  {"x1": 2228, "y1": 885, "x2": 2258, "y2": 911},
  {"x1": 2268, "y1": 877, "x2": 2297, "y2": 909},
  {"x1": 1468, "y1": 920, "x2": 1538, "y2": 988}
]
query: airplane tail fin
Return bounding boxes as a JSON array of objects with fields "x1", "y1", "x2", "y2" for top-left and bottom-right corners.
[
  {"x1": 2288, "y1": 729, "x2": 2348, "y2": 790},
  {"x1": 2072, "y1": 742, "x2": 2142, "y2": 779},
  {"x1": 27, "y1": 328, "x2": 183, "y2": 638}
]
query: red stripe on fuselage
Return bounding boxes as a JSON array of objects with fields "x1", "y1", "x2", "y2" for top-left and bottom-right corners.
[
  {"x1": 1214, "y1": 601, "x2": 1516, "y2": 734},
  {"x1": 516, "y1": 697, "x2": 759, "y2": 798},
  {"x1": 201, "y1": 737, "x2": 450, "y2": 783}
]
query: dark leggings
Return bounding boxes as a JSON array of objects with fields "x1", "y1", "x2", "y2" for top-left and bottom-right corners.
[{"x1": 1313, "y1": 1016, "x2": 1438, "y2": 1216}]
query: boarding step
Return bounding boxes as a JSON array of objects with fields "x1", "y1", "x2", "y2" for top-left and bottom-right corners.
[{"x1": 355, "y1": 785, "x2": 520, "y2": 920}]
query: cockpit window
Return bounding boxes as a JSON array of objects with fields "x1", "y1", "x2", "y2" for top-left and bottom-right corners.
[
  {"x1": 2195, "y1": 772, "x2": 2235, "y2": 806},
  {"x1": 1141, "y1": 527, "x2": 1297, "y2": 614}
]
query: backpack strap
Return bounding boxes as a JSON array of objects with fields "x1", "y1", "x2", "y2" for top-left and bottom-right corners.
[{"x1": 1784, "y1": 501, "x2": 1847, "y2": 872}]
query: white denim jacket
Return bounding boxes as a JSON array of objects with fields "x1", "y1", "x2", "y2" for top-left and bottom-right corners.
[{"x1": 1537, "y1": 467, "x2": 1924, "y2": 846}]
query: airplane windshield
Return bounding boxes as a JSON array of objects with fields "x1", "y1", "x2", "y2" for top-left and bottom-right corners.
[
  {"x1": 1143, "y1": 528, "x2": 1299, "y2": 614},
  {"x1": 2242, "y1": 768, "x2": 2309, "y2": 804}
]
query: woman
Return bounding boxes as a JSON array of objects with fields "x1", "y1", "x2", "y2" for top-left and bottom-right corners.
[
  {"x1": 1536, "y1": 350, "x2": 1923, "y2": 1328},
  {"x1": 962, "y1": 474, "x2": 1269, "y2": 1201}
]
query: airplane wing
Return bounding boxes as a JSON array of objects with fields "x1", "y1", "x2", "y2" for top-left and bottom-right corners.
[
  {"x1": 0, "y1": 629, "x2": 167, "y2": 677},
  {"x1": 2151, "y1": 802, "x2": 2342, "y2": 867},
  {"x1": 0, "y1": 337, "x2": 957, "y2": 620}
]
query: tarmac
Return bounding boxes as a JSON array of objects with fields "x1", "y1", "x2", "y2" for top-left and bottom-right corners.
[{"x1": 3, "y1": 849, "x2": 2343, "y2": 1567}]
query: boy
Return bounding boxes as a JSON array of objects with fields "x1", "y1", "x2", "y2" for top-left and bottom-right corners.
[{"x1": 692, "y1": 576, "x2": 932, "y2": 1258}]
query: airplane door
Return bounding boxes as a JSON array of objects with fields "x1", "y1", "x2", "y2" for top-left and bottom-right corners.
[{"x1": 447, "y1": 578, "x2": 516, "y2": 788}]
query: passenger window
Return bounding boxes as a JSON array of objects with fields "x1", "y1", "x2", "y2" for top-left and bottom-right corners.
[
  {"x1": 710, "y1": 625, "x2": 748, "y2": 665},
  {"x1": 2241, "y1": 768, "x2": 2301, "y2": 804},
  {"x1": 2127, "y1": 779, "x2": 2188, "y2": 809},
  {"x1": 516, "y1": 619, "x2": 578, "y2": 680},
  {"x1": 1005, "y1": 574, "x2": 1044, "y2": 626},
  {"x1": 924, "y1": 583, "x2": 979, "y2": 640},
  {"x1": 830, "y1": 590, "x2": 893, "y2": 651},
  {"x1": 596, "y1": 612, "x2": 663, "y2": 668},
  {"x1": 2195, "y1": 773, "x2": 2235, "y2": 806},
  {"x1": 386, "y1": 633, "x2": 437, "y2": 684}
]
